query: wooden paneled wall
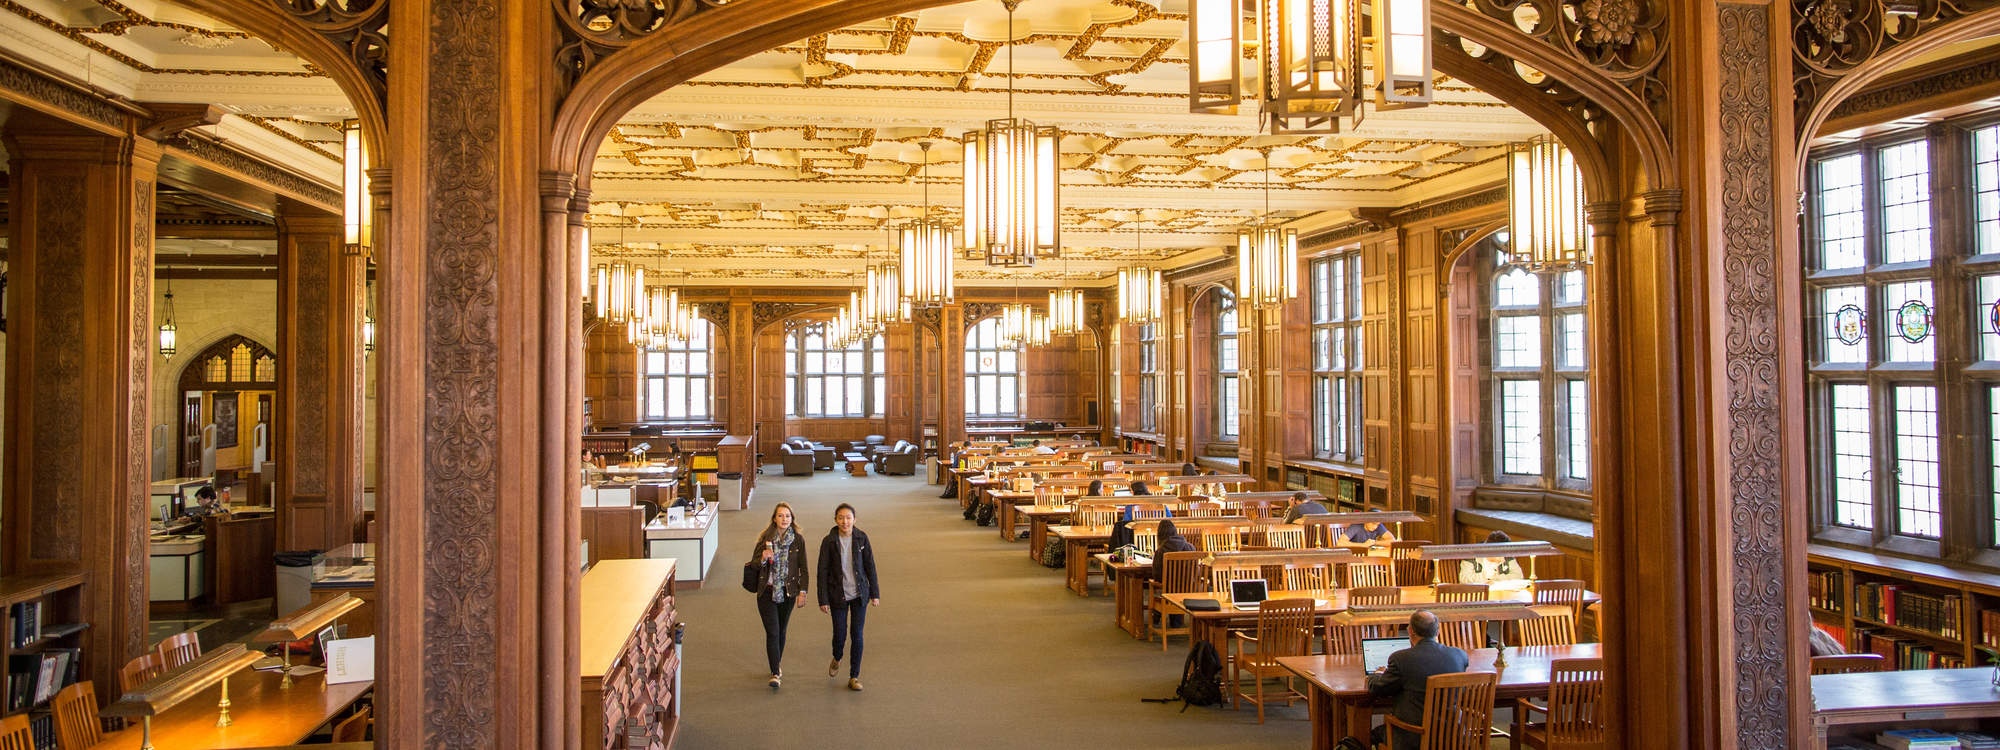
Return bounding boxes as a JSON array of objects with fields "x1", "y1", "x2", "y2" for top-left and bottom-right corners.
[{"x1": 585, "y1": 323, "x2": 639, "y2": 427}]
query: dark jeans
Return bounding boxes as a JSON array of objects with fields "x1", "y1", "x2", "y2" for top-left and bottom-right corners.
[
  {"x1": 829, "y1": 597, "x2": 867, "y2": 677},
  {"x1": 757, "y1": 593, "x2": 796, "y2": 674}
]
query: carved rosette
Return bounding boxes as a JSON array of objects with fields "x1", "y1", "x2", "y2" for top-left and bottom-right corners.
[
  {"x1": 554, "y1": 0, "x2": 731, "y2": 88},
  {"x1": 1791, "y1": 0, "x2": 2000, "y2": 133},
  {"x1": 694, "y1": 301, "x2": 729, "y2": 328},
  {"x1": 1446, "y1": 0, "x2": 1671, "y2": 137},
  {"x1": 274, "y1": 0, "x2": 389, "y2": 110}
]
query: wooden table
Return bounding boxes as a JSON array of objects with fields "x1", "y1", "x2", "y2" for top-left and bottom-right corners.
[
  {"x1": 89, "y1": 668, "x2": 371, "y2": 749},
  {"x1": 963, "y1": 476, "x2": 1000, "y2": 512},
  {"x1": 844, "y1": 453, "x2": 869, "y2": 476},
  {"x1": 991, "y1": 491, "x2": 1035, "y2": 541},
  {"x1": 1048, "y1": 525, "x2": 1113, "y2": 596},
  {"x1": 1158, "y1": 582, "x2": 1592, "y2": 653},
  {"x1": 1092, "y1": 552, "x2": 1152, "y2": 638},
  {"x1": 1018, "y1": 505, "x2": 1076, "y2": 560},
  {"x1": 950, "y1": 468, "x2": 980, "y2": 506},
  {"x1": 1279, "y1": 643, "x2": 1601, "y2": 750},
  {"x1": 1811, "y1": 667, "x2": 2000, "y2": 749}
]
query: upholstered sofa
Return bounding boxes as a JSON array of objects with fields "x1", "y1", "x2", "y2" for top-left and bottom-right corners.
[
  {"x1": 873, "y1": 440, "x2": 919, "y2": 475},
  {"x1": 778, "y1": 442, "x2": 815, "y2": 476}
]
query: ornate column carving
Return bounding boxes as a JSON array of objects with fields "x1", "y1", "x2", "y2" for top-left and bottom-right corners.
[
  {"x1": 1, "y1": 124, "x2": 158, "y2": 704},
  {"x1": 727, "y1": 295, "x2": 755, "y2": 433},
  {"x1": 938, "y1": 305, "x2": 966, "y2": 447},
  {"x1": 276, "y1": 197, "x2": 365, "y2": 552}
]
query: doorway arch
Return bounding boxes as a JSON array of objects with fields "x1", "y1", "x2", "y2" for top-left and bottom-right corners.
[{"x1": 173, "y1": 334, "x2": 278, "y2": 478}]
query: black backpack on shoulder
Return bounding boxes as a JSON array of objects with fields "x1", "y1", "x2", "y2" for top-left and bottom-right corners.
[{"x1": 1144, "y1": 640, "x2": 1224, "y2": 711}]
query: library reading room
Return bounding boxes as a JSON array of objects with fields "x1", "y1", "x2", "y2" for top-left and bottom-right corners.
[{"x1": 1, "y1": 0, "x2": 1999, "y2": 747}]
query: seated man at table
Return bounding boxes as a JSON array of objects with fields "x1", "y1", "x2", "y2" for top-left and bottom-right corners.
[
  {"x1": 180, "y1": 485, "x2": 232, "y2": 521},
  {"x1": 1335, "y1": 521, "x2": 1397, "y2": 549},
  {"x1": 1030, "y1": 440, "x2": 1056, "y2": 455},
  {"x1": 1457, "y1": 530, "x2": 1526, "y2": 585},
  {"x1": 1366, "y1": 610, "x2": 1470, "y2": 750},
  {"x1": 1280, "y1": 491, "x2": 1328, "y2": 523}
]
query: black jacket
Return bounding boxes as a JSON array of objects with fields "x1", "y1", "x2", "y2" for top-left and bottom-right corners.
[
  {"x1": 1366, "y1": 638, "x2": 1470, "y2": 750},
  {"x1": 750, "y1": 529, "x2": 809, "y2": 600},
  {"x1": 815, "y1": 527, "x2": 880, "y2": 606},
  {"x1": 1151, "y1": 535, "x2": 1196, "y2": 580}
]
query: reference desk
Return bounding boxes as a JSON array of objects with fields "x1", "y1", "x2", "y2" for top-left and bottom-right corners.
[
  {"x1": 646, "y1": 504, "x2": 719, "y2": 585},
  {"x1": 1278, "y1": 643, "x2": 1601, "y2": 750},
  {"x1": 1811, "y1": 668, "x2": 2000, "y2": 749},
  {"x1": 88, "y1": 668, "x2": 371, "y2": 749}
]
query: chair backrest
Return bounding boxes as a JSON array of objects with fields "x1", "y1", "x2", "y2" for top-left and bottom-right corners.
[
  {"x1": 1517, "y1": 609, "x2": 1577, "y2": 647},
  {"x1": 157, "y1": 631, "x2": 201, "y2": 670},
  {"x1": 1532, "y1": 579, "x2": 1587, "y2": 611},
  {"x1": 119, "y1": 651, "x2": 165, "y2": 693},
  {"x1": 0, "y1": 714, "x2": 33, "y2": 750},
  {"x1": 332, "y1": 705, "x2": 373, "y2": 742},
  {"x1": 1209, "y1": 564, "x2": 1267, "y2": 596},
  {"x1": 1809, "y1": 654, "x2": 1888, "y2": 675},
  {"x1": 1181, "y1": 504, "x2": 1229, "y2": 519},
  {"x1": 1437, "y1": 619, "x2": 1485, "y2": 652},
  {"x1": 1434, "y1": 583, "x2": 1489, "y2": 603},
  {"x1": 1280, "y1": 563, "x2": 1333, "y2": 592},
  {"x1": 1198, "y1": 530, "x2": 1241, "y2": 552},
  {"x1": 1128, "y1": 503, "x2": 1172, "y2": 520},
  {"x1": 1543, "y1": 658, "x2": 1607, "y2": 747},
  {"x1": 1390, "y1": 540, "x2": 1434, "y2": 586},
  {"x1": 1245, "y1": 598, "x2": 1316, "y2": 668},
  {"x1": 1073, "y1": 508, "x2": 1120, "y2": 528},
  {"x1": 1347, "y1": 586, "x2": 1403, "y2": 607},
  {"x1": 1161, "y1": 551, "x2": 1206, "y2": 595},
  {"x1": 1259, "y1": 526, "x2": 1306, "y2": 549},
  {"x1": 1416, "y1": 672, "x2": 1499, "y2": 750},
  {"x1": 1343, "y1": 559, "x2": 1395, "y2": 588},
  {"x1": 50, "y1": 681, "x2": 102, "y2": 750},
  {"x1": 1323, "y1": 622, "x2": 1371, "y2": 656},
  {"x1": 1132, "y1": 529, "x2": 1159, "y2": 553}
]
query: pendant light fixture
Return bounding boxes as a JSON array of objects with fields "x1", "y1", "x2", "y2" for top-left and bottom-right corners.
[
  {"x1": 158, "y1": 274, "x2": 178, "y2": 359},
  {"x1": 901, "y1": 142, "x2": 957, "y2": 309},
  {"x1": 1238, "y1": 155, "x2": 1298, "y2": 309},
  {"x1": 1117, "y1": 226, "x2": 1163, "y2": 325},
  {"x1": 342, "y1": 120, "x2": 372, "y2": 255},
  {"x1": 1507, "y1": 134, "x2": 1590, "y2": 271},
  {"x1": 1048, "y1": 287, "x2": 1085, "y2": 337},
  {"x1": 964, "y1": 0, "x2": 1060, "y2": 266},
  {"x1": 1188, "y1": 0, "x2": 1431, "y2": 134}
]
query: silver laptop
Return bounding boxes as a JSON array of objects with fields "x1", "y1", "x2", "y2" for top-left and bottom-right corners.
[
  {"x1": 1361, "y1": 637, "x2": 1405, "y2": 673},
  {"x1": 1229, "y1": 579, "x2": 1269, "y2": 610}
]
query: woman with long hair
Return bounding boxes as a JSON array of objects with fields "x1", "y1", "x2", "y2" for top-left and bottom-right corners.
[
  {"x1": 816, "y1": 503, "x2": 880, "y2": 691},
  {"x1": 750, "y1": 502, "x2": 809, "y2": 688}
]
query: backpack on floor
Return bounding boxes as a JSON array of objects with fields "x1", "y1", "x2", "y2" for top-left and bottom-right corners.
[
  {"x1": 1039, "y1": 536, "x2": 1065, "y2": 568},
  {"x1": 1143, "y1": 640, "x2": 1223, "y2": 712},
  {"x1": 1333, "y1": 738, "x2": 1370, "y2": 750},
  {"x1": 975, "y1": 501, "x2": 996, "y2": 527},
  {"x1": 962, "y1": 499, "x2": 978, "y2": 521}
]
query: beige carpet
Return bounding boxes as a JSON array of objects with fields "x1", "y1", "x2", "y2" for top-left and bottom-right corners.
[{"x1": 668, "y1": 468, "x2": 1326, "y2": 749}]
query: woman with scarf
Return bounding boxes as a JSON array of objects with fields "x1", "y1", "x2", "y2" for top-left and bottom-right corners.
[{"x1": 751, "y1": 502, "x2": 809, "y2": 688}]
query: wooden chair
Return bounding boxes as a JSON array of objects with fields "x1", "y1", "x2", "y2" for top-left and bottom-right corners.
[
  {"x1": 1150, "y1": 551, "x2": 1206, "y2": 651},
  {"x1": 1129, "y1": 503, "x2": 1172, "y2": 520},
  {"x1": 1435, "y1": 583, "x2": 1490, "y2": 602},
  {"x1": 1343, "y1": 559, "x2": 1395, "y2": 588},
  {"x1": 1438, "y1": 619, "x2": 1487, "y2": 651},
  {"x1": 1384, "y1": 671, "x2": 1498, "y2": 750},
  {"x1": 332, "y1": 705, "x2": 373, "y2": 742},
  {"x1": 1517, "y1": 610, "x2": 1577, "y2": 647},
  {"x1": 50, "y1": 681, "x2": 102, "y2": 750},
  {"x1": 1132, "y1": 529, "x2": 1159, "y2": 553},
  {"x1": 1511, "y1": 658, "x2": 1605, "y2": 750},
  {"x1": 1348, "y1": 586, "x2": 1403, "y2": 607},
  {"x1": 1073, "y1": 507, "x2": 1120, "y2": 528},
  {"x1": 1258, "y1": 526, "x2": 1306, "y2": 549},
  {"x1": 1323, "y1": 621, "x2": 1375, "y2": 656},
  {"x1": 1390, "y1": 540, "x2": 1434, "y2": 586},
  {"x1": 1199, "y1": 530, "x2": 1242, "y2": 552},
  {"x1": 1182, "y1": 504, "x2": 1229, "y2": 519},
  {"x1": 0, "y1": 715, "x2": 33, "y2": 750},
  {"x1": 1280, "y1": 563, "x2": 1333, "y2": 592},
  {"x1": 118, "y1": 651, "x2": 165, "y2": 693},
  {"x1": 157, "y1": 630, "x2": 201, "y2": 670},
  {"x1": 1229, "y1": 597, "x2": 1315, "y2": 722},
  {"x1": 1809, "y1": 654, "x2": 1888, "y2": 675},
  {"x1": 1532, "y1": 579, "x2": 1587, "y2": 613},
  {"x1": 1210, "y1": 564, "x2": 1267, "y2": 596}
]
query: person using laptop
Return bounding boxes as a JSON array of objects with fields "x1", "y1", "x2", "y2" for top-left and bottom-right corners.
[{"x1": 1366, "y1": 611, "x2": 1470, "y2": 750}]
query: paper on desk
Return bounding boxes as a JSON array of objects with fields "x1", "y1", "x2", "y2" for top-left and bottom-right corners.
[{"x1": 325, "y1": 636, "x2": 375, "y2": 684}]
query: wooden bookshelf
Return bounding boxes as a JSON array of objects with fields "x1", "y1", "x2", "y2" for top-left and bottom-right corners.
[
  {"x1": 1809, "y1": 544, "x2": 2000, "y2": 671},
  {"x1": 1, "y1": 570, "x2": 87, "y2": 743}
]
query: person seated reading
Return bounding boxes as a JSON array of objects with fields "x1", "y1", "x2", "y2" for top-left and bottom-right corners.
[
  {"x1": 1366, "y1": 610, "x2": 1470, "y2": 750},
  {"x1": 181, "y1": 486, "x2": 232, "y2": 521},
  {"x1": 1084, "y1": 480, "x2": 1105, "y2": 497},
  {"x1": 1128, "y1": 480, "x2": 1153, "y2": 496},
  {"x1": 1030, "y1": 440, "x2": 1056, "y2": 455},
  {"x1": 1336, "y1": 521, "x2": 1397, "y2": 549},
  {"x1": 1281, "y1": 491, "x2": 1328, "y2": 523},
  {"x1": 1457, "y1": 530, "x2": 1525, "y2": 585}
]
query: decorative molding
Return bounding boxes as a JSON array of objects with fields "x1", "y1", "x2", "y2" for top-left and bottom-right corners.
[
  {"x1": 30, "y1": 175, "x2": 85, "y2": 561},
  {"x1": 1303, "y1": 185, "x2": 1507, "y2": 251},
  {"x1": 139, "y1": 102, "x2": 225, "y2": 140},
  {"x1": 275, "y1": 0, "x2": 389, "y2": 111},
  {"x1": 1791, "y1": 0, "x2": 2000, "y2": 135},
  {"x1": 295, "y1": 234, "x2": 331, "y2": 496},
  {"x1": 554, "y1": 0, "x2": 726, "y2": 90},
  {"x1": 1827, "y1": 52, "x2": 2000, "y2": 122},
  {"x1": 1719, "y1": 4, "x2": 1789, "y2": 747},
  {"x1": 162, "y1": 133, "x2": 342, "y2": 208},
  {"x1": 422, "y1": 0, "x2": 500, "y2": 742},
  {"x1": 962, "y1": 301, "x2": 1003, "y2": 328},
  {"x1": 1440, "y1": 0, "x2": 1671, "y2": 139},
  {"x1": 125, "y1": 176, "x2": 154, "y2": 658},
  {"x1": 0, "y1": 56, "x2": 127, "y2": 128},
  {"x1": 751, "y1": 301, "x2": 821, "y2": 331},
  {"x1": 694, "y1": 300, "x2": 729, "y2": 328}
]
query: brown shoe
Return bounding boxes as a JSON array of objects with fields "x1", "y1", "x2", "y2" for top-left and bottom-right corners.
[
  {"x1": 768, "y1": 674, "x2": 781, "y2": 689},
  {"x1": 848, "y1": 678, "x2": 863, "y2": 691},
  {"x1": 829, "y1": 658, "x2": 840, "y2": 677}
]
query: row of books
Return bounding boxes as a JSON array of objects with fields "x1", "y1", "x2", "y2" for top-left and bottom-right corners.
[
  {"x1": 1981, "y1": 609, "x2": 2000, "y2": 650},
  {"x1": 1810, "y1": 569, "x2": 1846, "y2": 612},
  {"x1": 1854, "y1": 582, "x2": 1963, "y2": 639},
  {"x1": 4, "y1": 648, "x2": 79, "y2": 713},
  {"x1": 1856, "y1": 629, "x2": 1968, "y2": 670},
  {"x1": 8, "y1": 601, "x2": 43, "y2": 648},
  {"x1": 1855, "y1": 728, "x2": 2000, "y2": 749}
]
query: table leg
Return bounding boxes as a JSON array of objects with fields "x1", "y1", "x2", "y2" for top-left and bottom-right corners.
[
  {"x1": 1065, "y1": 540, "x2": 1088, "y2": 595},
  {"x1": 1029, "y1": 520, "x2": 1045, "y2": 563},
  {"x1": 1340, "y1": 698, "x2": 1371, "y2": 750},
  {"x1": 999, "y1": 504, "x2": 1016, "y2": 542},
  {"x1": 1307, "y1": 687, "x2": 1333, "y2": 750}
]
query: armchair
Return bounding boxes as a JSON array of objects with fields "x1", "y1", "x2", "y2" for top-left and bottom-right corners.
[
  {"x1": 877, "y1": 442, "x2": 919, "y2": 475},
  {"x1": 779, "y1": 443, "x2": 814, "y2": 476}
]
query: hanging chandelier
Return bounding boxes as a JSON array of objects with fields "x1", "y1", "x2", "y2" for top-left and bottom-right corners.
[
  {"x1": 1025, "y1": 310, "x2": 1052, "y2": 348},
  {"x1": 158, "y1": 280, "x2": 178, "y2": 359},
  {"x1": 963, "y1": 0, "x2": 1060, "y2": 266},
  {"x1": 342, "y1": 120, "x2": 372, "y2": 255},
  {"x1": 1508, "y1": 134, "x2": 1590, "y2": 271},
  {"x1": 1048, "y1": 288, "x2": 1085, "y2": 336},
  {"x1": 1188, "y1": 0, "x2": 1432, "y2": 134},
  {"x1": 901, "y1": 142, "x2": 957, "y2": 309},
  {"x1": 1238, "y1": 159, "x2": 1298, "y2": 309},
  {"x1": 1000, "y1": 302, "x2": 1032, "y2": 348},
  {"x1": 1117, "y1": 227, "x2": 1162, "y2": 325}
]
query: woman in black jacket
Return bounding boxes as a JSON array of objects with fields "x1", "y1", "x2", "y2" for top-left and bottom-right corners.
[
  {"x1": 751, "y1": 502, "x2": 809, "y2": 689},
  {"x1": 817, "y1": 503, "x2": 880, "y2": 691},
  {"x1": 1151, "y1": 518, "x2": 1197, "y2": 580}
]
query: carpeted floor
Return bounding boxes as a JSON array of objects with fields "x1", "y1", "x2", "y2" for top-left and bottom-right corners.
[{"x1": 671, "y1": 468, "x2": 1320, "y2": 750}]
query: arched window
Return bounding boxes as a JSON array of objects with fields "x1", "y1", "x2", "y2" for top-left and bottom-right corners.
[
  {"x1": 965, "y1": 317, "x2": 1020, "y2": 417},
  {"x1": 784, "y1": 322, "x2": 884, "y2": 418},
  {"x1": 1806, "y1": 122, "x2": 2000, "y2": 547},
  {"x1": 642, "y1": 322, "x2": 713, "y2": 421},
  {"x1": 1313, "y1": 251, "x2": 1363, "y2": 461},
  {"x1": 1215, "y1": 288, "x2": 1239, "y2": 440},
  {"x1": 1480, "y1": 233, "x2": 1589, "y2": 487}
]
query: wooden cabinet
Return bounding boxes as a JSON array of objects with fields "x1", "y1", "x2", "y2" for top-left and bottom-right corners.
[{"x1": 581, "y1": 559, "x2": 679, "y2": 749}]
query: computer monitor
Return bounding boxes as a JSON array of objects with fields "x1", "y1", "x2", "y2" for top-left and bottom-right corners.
[
  {"x1": 1361, "y1": 637, "x2": 1405, "y2": 673},
  {"x1": 1229, "y1": 579, "x2": 1269, "y2": 609}
]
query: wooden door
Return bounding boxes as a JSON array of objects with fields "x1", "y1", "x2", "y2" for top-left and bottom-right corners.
[{"x1": 179, "y1": 392, "x2": 202, "y2": 478}]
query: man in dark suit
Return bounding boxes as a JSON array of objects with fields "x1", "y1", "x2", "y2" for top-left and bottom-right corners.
[{"x1": 1365, "y1": 610, "x2": 1471, "y2": 750}]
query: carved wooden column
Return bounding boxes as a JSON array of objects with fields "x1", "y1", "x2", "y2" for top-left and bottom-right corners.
[
  {"x1": 727, "y1": 295, "x2": 755, "y2": 434},
  {"x1": 378, "y1": 0, "x2": 573, "y2": 744},
  {"x1": 1, "y1": 121, "x2": 157, "y2": 702},
  {"x1": 275, "y1": 198, "x2": 364, "y2": 552},
  {"x1": 938, "y1": 305, "x2": 965, "y2": 447}
]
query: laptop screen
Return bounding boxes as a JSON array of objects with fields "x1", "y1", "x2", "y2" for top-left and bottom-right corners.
[
  {"x1": 1229, "y1": 579, "x2": 1268, "y2": 607},
  {"x1": 1361, "y1": 638, "x2": 1405, "y2": 673}
]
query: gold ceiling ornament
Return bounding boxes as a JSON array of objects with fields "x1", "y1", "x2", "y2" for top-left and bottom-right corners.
[
  {"x1": 1238, "y1": 156, "x2": 1299, "y2": 309},
  {"x1": 963, "y1": 0, "x2": 1060, "y2": 267},
  {"x1": 341, "y1": 120, "x2": 371, "y2": 255},
  {"x1": 1507, "y1": 134, "x2": 1590, "y2": 272},
  {"x1": 900, "y1": 141, "x2": 958, "y2": 309},
  {"x1": 1188, "y1": 0, "x2": 1432, "y2": 134}
]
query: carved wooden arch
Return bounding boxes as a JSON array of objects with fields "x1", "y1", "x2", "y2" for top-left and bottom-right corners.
[
  {"x1": 1794, "y1": 5, "x2": 2000, "y2": 169},
  {"x1": 757, "y1": 304, "x2": 843, "y2": 336},
  {"x1": 176, "y1": 333, "x2": 279, "y2": 391},
  {"x1": 1442, "y1": 220, "x2": 1511, "y2": 271}
]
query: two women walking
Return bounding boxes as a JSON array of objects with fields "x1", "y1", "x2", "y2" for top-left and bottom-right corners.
[{"x1": 748, "y1": 502, "x2": 880, "y2": 691}]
